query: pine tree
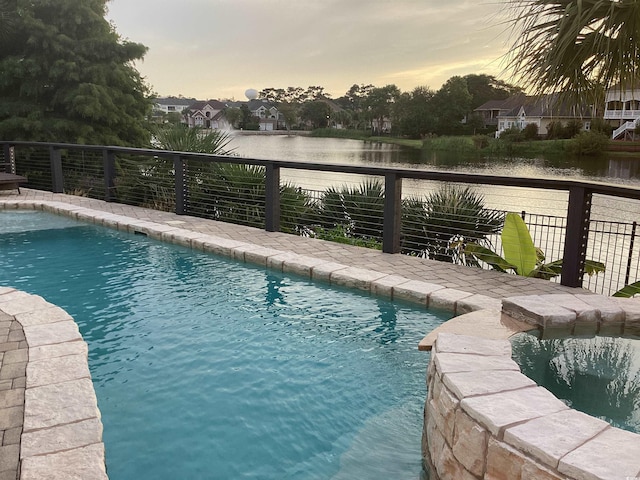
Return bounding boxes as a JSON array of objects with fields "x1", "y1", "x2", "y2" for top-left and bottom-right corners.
[{"x1": 0, "y1": 0, "x2": 152, "y2": 146}]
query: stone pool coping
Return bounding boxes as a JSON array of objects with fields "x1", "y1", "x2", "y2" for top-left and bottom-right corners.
[
  {"x1": 423, "y1": 295, "x2": 640, "y2": 479},
  {"x1": 0, "y1": 288, "x2": 106, "y2": 480},
  {"x1": 2, "y1": 198, "x2": 640, "y2": 479}
]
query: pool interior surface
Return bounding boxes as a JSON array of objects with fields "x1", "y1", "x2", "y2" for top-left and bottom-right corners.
[
  {"x1": 511, "y1": 331, "x2": 640, "y2": 434},
  {"x1": 0, "y1": 211, "x2": 451, "y2": 479}
]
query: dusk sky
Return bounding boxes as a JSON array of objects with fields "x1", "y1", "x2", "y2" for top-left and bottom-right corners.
[{"x1": 106, "y1": 0, "x2": 514, "y2": 101}]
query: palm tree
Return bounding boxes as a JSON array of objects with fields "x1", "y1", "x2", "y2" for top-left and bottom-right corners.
[{"x1": 505, "y1": 0, "x2": 640, "y2": 104}]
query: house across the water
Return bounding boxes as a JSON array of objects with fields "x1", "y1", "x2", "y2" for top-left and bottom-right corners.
[{"x1": 475, "y1": 94, "x2": 592, "y2": 138}]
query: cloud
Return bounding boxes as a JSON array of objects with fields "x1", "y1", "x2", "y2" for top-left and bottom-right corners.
[{"x1": 107, "y1": 0, "x2": 511, "y2": 99}]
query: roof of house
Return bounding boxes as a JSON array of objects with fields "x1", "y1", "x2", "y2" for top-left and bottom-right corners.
[
  {"x1": 156, "y1": 96, "x2": 197, "y2": 106},
  {"x1": 476, "y1": 93, "x2": 592, "y2": 118},
  {"x1": 188, "y1": 100, "x2": 227, "y2": 111}
]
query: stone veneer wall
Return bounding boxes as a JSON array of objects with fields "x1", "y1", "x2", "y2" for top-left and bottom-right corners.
[
  {"x1": 0, "y1": 288, "x2": 107, "y2": 480},
  {"x1": 423, "y1": 330, "x2": 640, "y2": 480}
]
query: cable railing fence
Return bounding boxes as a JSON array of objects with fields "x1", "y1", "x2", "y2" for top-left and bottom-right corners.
[{"x1": 3, "y1": 141, "x2": 640, "y2": 296}]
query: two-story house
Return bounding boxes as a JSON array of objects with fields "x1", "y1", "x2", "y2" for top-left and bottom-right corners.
[
  {"x1": 186, "y1": 100, "x2": 230, "y2": 130},
  {"x1": 604, "y1": 84, "x2": 640, "y2": 139}
]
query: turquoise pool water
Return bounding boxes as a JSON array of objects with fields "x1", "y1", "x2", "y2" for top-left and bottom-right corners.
[
  {"x1": 0, "y1": 211, "x2": 450, "y2": 479},
  {"x1": 511, "y1": 332, "x2": 640, "y2": 434}
]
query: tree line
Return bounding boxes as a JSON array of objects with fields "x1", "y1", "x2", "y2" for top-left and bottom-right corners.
[{"x1": 257, "y1": 75, "x2": 522, "y2": 137}]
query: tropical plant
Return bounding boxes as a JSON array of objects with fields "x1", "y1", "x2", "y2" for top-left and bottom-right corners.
[
  {"x1": 505, "y1": 0, "x2": 640, "y2": 104},
  {"x1": 309, "y1": 180, "x2": 385, "y2": 242},
  {"x1": 153, "y1": 125, "x2": 234, "y2": 155},
  {"x1": 613, "y1": 281, "x2": 640, "y2": 298},
  {"x1": 416, "y1": 185, "x2": 504, "y2": 263},
  {"x1": 464, "y1": 212, "x2": 605, "y2": 279}
]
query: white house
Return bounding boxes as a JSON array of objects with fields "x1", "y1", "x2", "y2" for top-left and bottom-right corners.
[
  {"x1": 186, "y1": 100, "x2": 231, "y2": 130},
  {"x1": 604, "y1": 84, "x2": 640, "y2": 139},
  {"x1": 482, "y1": 94, "x2": 592, "y2": 138},
  {"x1": 154, "y1": 97, "x2": 196, "y2": 116}
]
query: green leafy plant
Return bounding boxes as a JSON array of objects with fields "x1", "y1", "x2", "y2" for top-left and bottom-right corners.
[
  {"x1": 418, "y1": 185, "x2": 504, "y2": 263},
  {"x1": 464, "y1": 212, "x2": 605, "y2": 279},
  {"x1": 613, "y1": 281, "x2": 640, "y2": 298}
]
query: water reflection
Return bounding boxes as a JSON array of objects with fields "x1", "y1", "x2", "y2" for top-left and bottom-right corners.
[
  {"x1": 231, "y1": 134, "x2": 640, "y2": 186},
  {"x1": 511, "y1": 333, "x2": 640, "y2": 434}
]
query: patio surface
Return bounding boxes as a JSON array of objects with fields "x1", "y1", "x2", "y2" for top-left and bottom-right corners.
[{"x1": 0, "y1": 189, "x2": 591, "y2": 479}]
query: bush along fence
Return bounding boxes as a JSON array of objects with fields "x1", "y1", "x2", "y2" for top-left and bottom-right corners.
[{"x1": 2, "y1": 141, "x2": 640, "y2": 296}]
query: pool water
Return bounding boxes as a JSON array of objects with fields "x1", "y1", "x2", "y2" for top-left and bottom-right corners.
[
  {"x1": 511, "y1": 332, "x2": 640, "y2": 434},
  {"x1": 0, "y1": 211, "x2": 450, "y2": 479}
]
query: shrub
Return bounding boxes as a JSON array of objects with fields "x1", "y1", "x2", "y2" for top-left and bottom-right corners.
[
  {"x1": 522, "y1": 123, "x2": 539, "y2": 140},
  {"x1": 590, "y1": 118, "x2": 614, "y2": 136},
  {"x1": 499, "y1": 126, "x2": 525, "y2": 142},
  {"x1": 567, "y1": 131, "x2": 610, "y2": 156},
  {"x1": 419, "y1": 185, "x2": 504, "y2": 264},
  {"x1": 564, "y1": 119, "x2": 584, "y2": 138},
  {"x1": 546, "y1": 121, "x2": 565, "y2": 139},
  {"x1": 472, "y1": 135, "x2": 490, "y2": 149}
]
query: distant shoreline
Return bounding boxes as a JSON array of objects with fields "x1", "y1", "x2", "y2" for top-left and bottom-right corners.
[{"x1": 231, "y1": 130, "x2": 311, "y2": 136}]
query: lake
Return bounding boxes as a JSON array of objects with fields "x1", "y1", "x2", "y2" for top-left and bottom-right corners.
[{"x1": 227, "y1": 134, "x2": 640, "y2": 220}]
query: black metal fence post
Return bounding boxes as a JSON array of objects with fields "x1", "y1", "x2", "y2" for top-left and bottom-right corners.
[
  {"x1": 625, "y1": 221, "x2": 637, "y2": 286},
  {"x1": 103, "y1": 149, "x2": 116, "y2": 202},
  {"x1": 383, "y1": 172, "x2": 402, "y2": 253},
  {"x1": 173, "y1": 154, "x2": 187, "y2": 215},
  {"x1": 265, "y1": 163, "x2": 281, "y2": 232},
  {"x1": 561, "y1": 186, "x2": 592, "y2": 287},
  {"x1": 3, "y1": 144, "x2": 13, "y2": 173},
  {"x1": 50, "y1": 147, "x2": 64, "y2": 193}
]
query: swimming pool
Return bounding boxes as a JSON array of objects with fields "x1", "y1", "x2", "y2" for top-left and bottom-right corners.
[
  {"x1": 511, "y1": 332, "x2": 640, "y2": 434},
  {"x1": 0, "y1": 211, "x2": 450, "y2": 479}
]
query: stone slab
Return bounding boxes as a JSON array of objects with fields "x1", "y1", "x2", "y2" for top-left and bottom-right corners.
[
  {"x1": 370, "y1": 275, "x2": 411, "y2": 299},
  {"x1": 14, "y1": 305, "x2": 73, "y2": 327},
  {"x1": 429, "y1": 288, "x2": 472, "y2": 312},
  {"x1": 310, "y1": 262, "x2": 349, "y2": 283},
  {"x1": 434, "y1": 352, "x2": 521, "y2": 375},
  {"x1": 504, "y1": 409, "x2": 609, "y2": 469},
  {"x1": 329, "y1": 266, "x2": 387, "y2": 291},
  {"x1": 540, "y1": 294, "x2": 599, "y2": 323},
  {"x1": 21, "y1": 417, "x2": 103, "y2": 458},
  {"x1": 559, "y1": 427, "x2": 640, "y2": 480},
  {"x1": 393, "y1": 280, "x2": 444, "y2": 306},
  {"x1": 24, "y1": 378, "x2": 99, "y2": 431},
  {"x1": 435, "y1": 333, "x2": 512, "y2": 356},
  {"x1": 443, "y1": 370, "x2": 536, "y2": 400},
  {"x1": 502, "y1": 295, "x2": 576, "y2": 327},
  {"x1": 26, "y1": 354, "x2": 91, "y2": 388},
  {"x1": 419, "y1": 311, "x2": 532, "y2": 351},
  {"x1": 28, "y1": 340, "x2": 88, "y2": 362},
  {"x1": 461, "y1": 387, "x2": 569, "y2": 437},
  {"x1": 456, "y1": 294, "x2": 502, "y2": 314},
  {"x1": 23, "y1": 320, "x2": 81, "y2": 347},
  {"x1": 21, "y1": 443, "x2": 108, "y2": 480}
]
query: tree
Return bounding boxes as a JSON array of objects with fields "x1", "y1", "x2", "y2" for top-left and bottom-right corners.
[
  {"x1": 224, "y1": 107, "x2": 242, "y2": 129},
  {"x1": 393, "y1": 86, "x2": 436, "y2": 138},
  {"x1": 464, "y1": 74, "x2": 521, "y2": 110},
  {"x1": 299, "y1": 100, "x2": 331, "y2": 129},
  {"x1": 0, "y1": 0, "x2": 153, "y2": 146},
  {"x1": 363, "y1": 84, "x2": 400, "y2": 134},
  {"x1": 432, "y1": 76, "x2": 472, "y2": 134},
  {"x1": 505, "y1": 0, "x2": 640, "y2": 104}
]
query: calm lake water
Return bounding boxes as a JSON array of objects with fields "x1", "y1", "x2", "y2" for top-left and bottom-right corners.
[{"x1": 228, "y1": 134, "x2": 640, "y2": 221}]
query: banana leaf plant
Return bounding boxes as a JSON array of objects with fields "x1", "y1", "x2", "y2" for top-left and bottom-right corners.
[
  {"x1": 613, "y1": 281, "x2": 640, "y2": 298},
  {"x1": 463, "y1": 212, "x2": 605, "y2": 280}
]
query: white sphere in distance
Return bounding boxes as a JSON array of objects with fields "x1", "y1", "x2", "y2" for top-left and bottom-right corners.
[{"x1": 245, "y1": 88, "x2": 258, "y2": 100}]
